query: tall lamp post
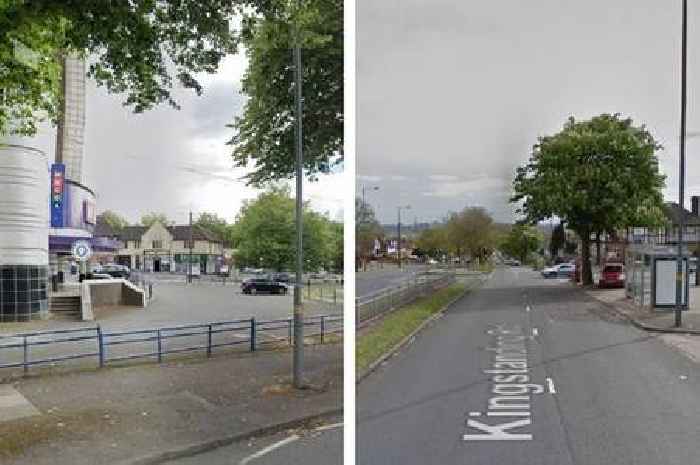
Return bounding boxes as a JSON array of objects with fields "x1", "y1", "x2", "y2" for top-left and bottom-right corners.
[
  {"x1": 676, "y1": 0, "x2": 688, "y2": 328},
  {"x1": 397, "y1": 205, "x2": 411, "y2": 269},
  {"x1": 292, "y1": 18, "x2": 305, "y2": 388},
  {"x1": 361, "y1": 185, "x2": 379, "y2": 210}
]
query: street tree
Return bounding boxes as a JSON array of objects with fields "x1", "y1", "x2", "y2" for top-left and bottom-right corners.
[
  {"x1": 1, "y1": 0, "x2": 238, "y2": 136},
  {"x1": 512, "y1": 114, "x2": 666, "y2": 284},
  {"x1": 141, "y1": 212, "x2": 172, "y2": 228},
  {"x1": 355, "y1": 197, "x2": 383, "y2": 270},
  {"x1": 445, "y1": 207, "x2": 496, "y2": 263},
  {"x1": 499, "y1": 224, "x2": 543, "y2": 264},
  {"x1": 234, "y1": 187, "x2": 338, "y2": 272},
  {"x1": 228, "y1": 0, "x2": 343, "y2": 185},
  {"x1": 416, "y1": 225, "x2": 449, "y2": 259},
  {"x1": 96, "y1": 210, "x2": 129, "y2": 233}
]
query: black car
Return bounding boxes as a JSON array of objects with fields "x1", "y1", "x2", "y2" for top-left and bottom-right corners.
[
  {"x1": 272, "y1": 272, "x2": 293, "y2": 283},
  {"x1": 242, "y1": 278, "x2": 288, "y2": 295}
]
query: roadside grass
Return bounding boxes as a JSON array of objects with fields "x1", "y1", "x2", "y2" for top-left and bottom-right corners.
[{"x1": 356, "y1": 283, "x2": 468, "y2": 374}]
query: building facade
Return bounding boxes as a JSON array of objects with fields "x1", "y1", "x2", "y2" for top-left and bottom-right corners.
[{"x1": 96, "y1": 222, "x2": 227, "y2": 274}]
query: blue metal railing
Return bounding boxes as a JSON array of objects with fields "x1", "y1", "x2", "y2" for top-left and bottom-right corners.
[{"x1": 0, "y1": 314, "x2": 342, "y2": 375}]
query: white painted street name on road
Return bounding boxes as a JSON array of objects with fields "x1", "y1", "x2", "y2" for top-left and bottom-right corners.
[{"x1": 464, "y1": 324, "x2": 548, "y2": 442}]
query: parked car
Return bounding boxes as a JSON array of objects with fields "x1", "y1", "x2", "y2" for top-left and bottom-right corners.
[
  {"x1": 504, "y1": 259, "x2": 521, "y2": 266},
  {"x1": 100, "y1": 264, "x2": 130, "y2": 278},
  {"x1": 241, "y1": 278, "x2": 288, "y2": 295},
  {"x1": 599, "y1": 263, "x2": 625, "y2": 288},
  {"x1": 542, "y1": 263, "x2": 575, "y2": 278},
  {"x1": 85, "y1": 273, "x2": 114, "y2": 280},
  {"x1": 272, "y1": 272, "x2": 293, "y2": 283}
]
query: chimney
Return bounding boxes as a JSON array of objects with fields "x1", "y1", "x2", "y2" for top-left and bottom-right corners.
[{"x1": 692, "y1": 196, "x2": 700, "y2": 216}]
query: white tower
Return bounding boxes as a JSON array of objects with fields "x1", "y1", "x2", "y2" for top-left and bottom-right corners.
[{"x1": 55, "y1": 55, "x2": 86, "y2": 184}]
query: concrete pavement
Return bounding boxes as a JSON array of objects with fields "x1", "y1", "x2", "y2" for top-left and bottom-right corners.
[
  {"x1": 0, "y1": 344, "x2": 341, "y2": 465},
  {"x1": 358, "y1": 265, "x2": 700, "y2": 465}
]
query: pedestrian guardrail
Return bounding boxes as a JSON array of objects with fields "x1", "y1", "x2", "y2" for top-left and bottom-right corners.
[
  {"x1": 356, "y1": 272, "x2": 456, "y2": 324},
  {"x1": 0, "y1": 314, "x2": 342, "y2": 375}
]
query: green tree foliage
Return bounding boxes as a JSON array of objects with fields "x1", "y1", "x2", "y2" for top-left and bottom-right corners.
[
  {"x1": 512, "y1": 113, "x2": 666, "y2": 284},
  {"x1": 96, "y1": 210, "x2": 129, "y2": 232},
  {"x1": 195, "y1": 212, "x2": 231, "y2": 245},
  {"x1": 228, "y1": 0, "x2": 343, "y2": 185},
  {"x1": 234, "y1": 187, "x2": 340, "y2": 272},
  {"x1": 141, "y1": 212, "x2": 172, "y2": 228},
  {"x1": 355, "y1": 197, "x2": 384, "y2": 268},
  {"x1": 499, "y1": 224, "x2": 543, "y2": 264},
  {"x1": 445, "y1": 207, "x2": 496, "y2": 262},
  {"x1": 0, "y1": 0, "x2": 238, "y2": 136},
  {"x1": 415, "y1": 225, "x2": 449, "y2": 259}
]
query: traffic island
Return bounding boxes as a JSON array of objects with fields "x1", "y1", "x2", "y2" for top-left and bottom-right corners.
[{"x1": 356, "y1": 283, "x2": 469, "y2": 382}]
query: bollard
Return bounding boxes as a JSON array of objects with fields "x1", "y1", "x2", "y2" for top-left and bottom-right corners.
[
  {"x1": 288, "y1": 318, "x2": 293, "y2": 345},
  {"x1": 207, "y1": 325, "x2": 212, "y2": 357},
  {"x1": 334, "y1": 286, "x2": 337, "y2": 304},
  {"x1": 307, "y1": 279, "x2": 311, "y2": 299},
  {"x1": 321, "y1": 316, "x2": 325, "y2": 344},
  {"x1": 250, "y1": 318, "x2": 256, "y2": 351},
  {"x1": 23, "y1": 336, "x2": 28, "y2": 374},
  {"x1": 156, "y1": 329, "x2": 162, "y2": 363},
  {"x1": 97, "y1": 326, "x2": 105, "y2": 368}
]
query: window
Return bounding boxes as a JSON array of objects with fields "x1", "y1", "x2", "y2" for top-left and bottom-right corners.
[{"x1": 153, "y1": 240, "x2": 162, "y2": 249}]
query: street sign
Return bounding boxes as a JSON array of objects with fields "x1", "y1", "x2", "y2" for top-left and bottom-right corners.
[
  {"x1": 50, "y1": 164, "x2": 65, "y2": 227},
  {"x1": 71, "y1": 240, "x2": 92, "y2": 262}
]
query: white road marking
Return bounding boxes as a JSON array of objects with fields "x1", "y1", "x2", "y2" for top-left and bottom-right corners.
[
  {"x1": 468, "y1": 411, "x2": 482, "y2": 417},
  {"x1": 238, "y1": 422, "x2": 342, "y2": 464},
  {"x1": 546, "y1": 377, "x2": 556, "y2": 394},
  {"x1": 239, "y1": 435, "x2": 300, "y2": 464},
  {"x1": 525, "y1": 305, "x2": 531, "y2": 312},
  {"x1": 532, "y1": 328, "x2": 539, "y2": 337},
  {"x1": 313, "y1": 422, "x2": 344, "y2": 432}
]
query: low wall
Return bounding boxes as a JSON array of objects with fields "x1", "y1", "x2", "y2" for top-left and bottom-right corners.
[{"x1": 81, "y1": 280, "x2": 146, "y2": 321}]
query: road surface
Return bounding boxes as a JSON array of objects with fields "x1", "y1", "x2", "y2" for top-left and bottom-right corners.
[
  {"x1": 356, "y1": 265, "x2": 426, "y2": 298},
  {"x1": 358, "y1": 265, "x2": 700, "y2": 465}
]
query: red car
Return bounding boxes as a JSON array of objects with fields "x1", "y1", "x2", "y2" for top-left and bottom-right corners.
[{"x1": 599, "y1": 263, "x2": 625, "y2": 288}]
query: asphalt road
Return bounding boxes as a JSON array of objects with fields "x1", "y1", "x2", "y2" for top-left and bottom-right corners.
[
  {"x1": 356, "y1": 265, "x2": 426, "y2": 298},
  {"x1": 358, "y1": 265, "x2": 700, "y2": 465},
  {"x1": 163, "y1": 415, "x2": 342, "y2": 465}
]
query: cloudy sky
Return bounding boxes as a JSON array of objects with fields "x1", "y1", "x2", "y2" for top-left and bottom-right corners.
[
  {"x1": 27, "y1": 51, "x2": 344, "y2": 225},
  {"x1": 357, "y1": 0, "x2": 700, "y2": 224}
]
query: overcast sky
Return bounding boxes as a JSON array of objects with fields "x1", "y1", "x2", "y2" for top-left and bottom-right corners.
[
  {"x1": 26, "y1": 52, "x2": 344, "y2": 225},
  {"x1": 357, "y1": 0, "x2": 700, "y2": 224}
]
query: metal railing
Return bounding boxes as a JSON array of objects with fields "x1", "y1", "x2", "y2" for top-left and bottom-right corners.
[
  {"x1": 0, "y1": 314, "x2": 342, "y2": 375},
  {"x1": 356, "y1": 272, "x2": 456, "y2": 325}
]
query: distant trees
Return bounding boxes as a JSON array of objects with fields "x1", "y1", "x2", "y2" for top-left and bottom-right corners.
[
  {"x1": 499, "y1": 224, "x2": 543, "y2": 264},
  {"x1": 97, "y1": 210, "x2": 129, "y2": 233},
  {"x1": 512, "y1": 113, "x2": 666, "y2": 284},
  {"x1": 140, "y1": 212, "x2": 172, "y2": 228}
]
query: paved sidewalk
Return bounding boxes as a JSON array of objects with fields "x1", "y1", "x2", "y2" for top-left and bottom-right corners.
[
  {"x1": 0, "y1": 344, "x2": 341, "y2": 465},
  {"x1": 584, "y1": 286, "x2": 700, "y2": 331}
]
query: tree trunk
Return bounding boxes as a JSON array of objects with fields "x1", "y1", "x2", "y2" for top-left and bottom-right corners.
[
  {"x1": 595, "y1": 231, "x2": 601, "y2": 266},
  {"x1": 581, "y1": 233, "x2": 593, "y2": 285}
]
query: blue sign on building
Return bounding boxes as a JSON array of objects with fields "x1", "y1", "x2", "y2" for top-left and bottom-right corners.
[{"x1": 50, "y1": 163, "x2": 65, "y2": 227}]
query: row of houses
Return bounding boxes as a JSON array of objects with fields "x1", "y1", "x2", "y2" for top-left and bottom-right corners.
[{"x1": 94, "y1": 221, "x2": 232, "y2": 274}]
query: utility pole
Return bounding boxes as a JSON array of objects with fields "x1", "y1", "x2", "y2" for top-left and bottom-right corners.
[
  {"x1": 676, "y1": 0, "x2": 688, "y2": 327},
  {"x1": 188, "y1": 211, "x2": 193, "y2": 284},
  {"x1": 292, "y1": 30, "x2": 305, "y2": 388},
  {"x1": 397, "y1": 205, "x2": 410, "y2": 269}
]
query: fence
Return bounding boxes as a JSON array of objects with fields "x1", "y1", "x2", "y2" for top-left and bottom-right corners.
[
  {"x1": 356, "y1": 272, "x2": 456, "y2": 325},
  {"x1": 0, "y1": 314, "x2": 342, "y2": 376}
]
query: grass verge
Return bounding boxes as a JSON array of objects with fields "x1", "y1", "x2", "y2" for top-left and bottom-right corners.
[{"x1": 356, "y1": 283, "x2": 467, "y2": 373}]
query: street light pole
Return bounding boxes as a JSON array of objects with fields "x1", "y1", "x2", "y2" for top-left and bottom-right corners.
[
  {"x1": 397, "y1": 205, "x2": 410, "y2": 269},
  {"x1": 292, "y1": 33, "x2": 305, "y2": 388},
  {"x1": 676, "y1": 0, "x2": 688, "y2": 328}
]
